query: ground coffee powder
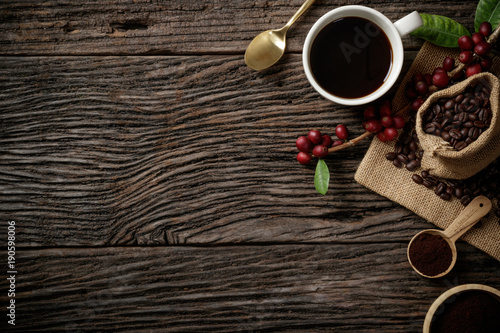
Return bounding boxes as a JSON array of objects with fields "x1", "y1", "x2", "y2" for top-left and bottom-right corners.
[
  {"x1": 408, "y1": 233, "x2": 452, "y2": 276},
  {"x1": 431, "y1": 290, "x2": 500, "y2": 333}
]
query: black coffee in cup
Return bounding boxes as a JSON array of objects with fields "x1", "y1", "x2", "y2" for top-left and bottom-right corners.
[{"x1": 309, "y1": 17, "x2": 393, "y2": 99}]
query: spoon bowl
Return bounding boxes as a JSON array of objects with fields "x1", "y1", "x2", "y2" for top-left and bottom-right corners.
[
  {"x1": 244, "y1": 0, "x2": 316, "y2": 71},
  {"x1": 244, "y1": 28, "x2": 287, "y2": 71},
  {"x1": 407, "y1": 196, "x2": 492, "y2": 278}
]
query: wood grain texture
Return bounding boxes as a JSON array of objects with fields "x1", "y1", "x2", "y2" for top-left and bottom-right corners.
[
  {"x1": 0, "y1": 0, "x2": 478, "y2": 55},
  {"x1": 1, "y1": 243, "x2": 499, "y2": 332},
  {"x1": 0, "y1": 53, "x2": 433, "y2": 246}
]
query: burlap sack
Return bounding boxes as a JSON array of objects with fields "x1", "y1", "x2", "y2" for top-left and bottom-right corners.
[
  {"x1": 355, "y1": 42, "x2": 500, "y2": 261},
  {"x1": 415, "y1": 72, "x2": 500, "y2": 179}
]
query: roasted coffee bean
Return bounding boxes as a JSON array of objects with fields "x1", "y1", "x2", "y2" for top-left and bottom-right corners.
[
  {"x1": 393, "y1": 159, "x2": 402, "y2": 168},
  {"x1": 455, "y1": 94, "x2": 464, "y2": 103},
  {"x1": 460, "y1": 195, "x2": 472, "y2": 206},
  {"x1": 454, "y1": 140, "x2": 468, "y2": 150},
  {"x1": 469, "y1": 105, "x2": 479, "y2": 113},
  {"x1": 457, "y1": 112, "x2": 468, "y2": 122},
  {"x1": 478, "y1": 108, "x2": 491, "y2": 121},
  {"x1": 435, "y1": 182, "x2": 447, "y2": 195},
  {"x1": 421, "y1": 170, "x2": 429, "y2": 178},
  {"x1": 406, "y1": 160, "x2": 419, "y2": 171},
  {"x1": 460, "y1": 127, "x2": 469, "y2": 137},
  {"x1": 409, "y1": 141, "x2": 418, "y2": 152},
  {"x1": 395, "y1": 143, "x2": 403, "y2": 154},
  {"x1": 444, "y1": 100, "x2": 455, "y2": 110},
  {"x1": 449, "y1": 129, "x2": 462, "y2": 140},
  {"x1": 473, "y1": 120, "x2": 485, "y2": 128},
  {"x1": 412, "y1": 174, "x2": 423, "y2": 184},
  {"x1": 468, "y1": 127, "x2": 480, "y2": 140},
  {"x1": 445, "y1": 186, "x2": 454, "y2": 196},
  {"x1": 423, "y1": 180, "x2": 433, "y2": 188},
  {"x1": 385, "y1": 152, "x2": 397, "y2": 161},
  {"x1": 455, "y1": 187, "x2": 464, "y2": 198},
  {"x1": 426, "y1": 175, "x2": 438, "y2": 186},
  {"x1": 463, "y1": 121, "x2": 474, "y2": 128},
  {"x1": 468, "y1": 113, "x2": 478, "y2": 121},
  {"x1": 441, "y1": 131, "x2": 451, "y2": 142},
  {"x1": 440, "y1": 192, "x2": 451, "y2": 201}
]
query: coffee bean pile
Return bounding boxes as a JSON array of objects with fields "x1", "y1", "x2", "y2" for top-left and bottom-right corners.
[
  {"x1": 384, "y1": 84, "x2": 500, "y2": 220},
  {"x1": 385, "y1": 117, "x2": 423, "y2": 172},
  {"x1": 411, "y1": 157, "x2": 500, "y2": 220},
  {"x1": 422, "y1": 84, "x2": 492, "y2": 151}
]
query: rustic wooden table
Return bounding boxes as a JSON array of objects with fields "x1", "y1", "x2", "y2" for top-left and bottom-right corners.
[{"x1": 1, "y1": 0, "x2": 499, "y2": 331}]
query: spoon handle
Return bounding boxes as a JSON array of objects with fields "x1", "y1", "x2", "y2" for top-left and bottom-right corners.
[
  {"x1": 284, "y1": 0, "x2": 316, "y2": 31},
  {"x1": 443, "y1": 196, "x2": 492, "y2": 243}
]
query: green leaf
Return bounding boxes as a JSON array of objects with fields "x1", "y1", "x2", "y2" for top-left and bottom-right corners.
[
  {"x1": 314, "y1": 159, "x2": 330, "y2": 195},
  {"x1": 410, "y1": 13, "x2": 470, "y2": 48},
  {"x1": 475, "y1": 0, "x2": 500, "y2": 32}
]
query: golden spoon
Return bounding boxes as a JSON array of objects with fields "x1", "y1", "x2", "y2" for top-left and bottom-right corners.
[{"x1": 244, "y1": 0, "x2": 316, "y2": 71}]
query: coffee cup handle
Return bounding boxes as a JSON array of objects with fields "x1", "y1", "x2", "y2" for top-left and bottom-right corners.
[{"x1": 394, "y1": 11, "x2": 423, "y2": 37}]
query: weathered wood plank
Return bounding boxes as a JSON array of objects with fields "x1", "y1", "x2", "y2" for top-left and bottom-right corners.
[
  {"x1": 0, "y1": 54, "x2": 434, "y2": 246},
  {"x1": 1, "y1": 243, "x2": 498, "y2": 332},
  {"x1": 0, "y1": 0, "x2": 478, "y2": 55}
]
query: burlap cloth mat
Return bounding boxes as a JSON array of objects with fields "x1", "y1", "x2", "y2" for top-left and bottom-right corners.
[{"x1": 355, "y1": 42, "x2": 500, "y2": 261}]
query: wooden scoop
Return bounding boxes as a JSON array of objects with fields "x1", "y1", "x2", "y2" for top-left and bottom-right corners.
[{"x1": 407, "y1": 196, "x2": 492, "y2": 278}]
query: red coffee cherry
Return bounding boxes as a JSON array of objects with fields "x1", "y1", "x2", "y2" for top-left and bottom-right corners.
[
  {"x1": 312, "y1": 144, "x2": 329, "y2": 158},
  {"x1": 465, "y1": 63, "x2": 482, "y2": 77},
  {"x1": 471, "y1": 32, "x2": 484, "y2": 45},
  {"x1": 392, "y1": 115, "x2": 405, "y2": 129},
  {"x1": 376, "y1": 131, "x2": 387, "y2": 142},
  {"x1": 296, "y1": 136, "x2": 314, "y2": 153},
  {"x1": 364, "y1": 119, "x2": 383, "y2": 133},
  {"x1": 432, "y1": 72, "x2": 450, "y2": 88},
  {"x1": 383, "y1": 127, "x2": 398, "y2": 141},
  {"x1": 379, "y1": 104, "x2": 392, "y2": 117},
  {"x1": 380, "y1": 116, "x2": 393, "y2": 128},
  {"x1": 297, "y1": 152, "x2": 312, "y2": 165},
  {"x1": 458, "y1": 35, "x2": 474, "y2": 51},
  {"x1": 480, "y1": 56, "x2": 493, "y2": 71},
  {"x1": 307, "y1": 130, "x2": 322, "y2": 145},
  {"x1": 363, "y1": 105, "x2": 377, "y2": 120},
  {"x1": 479, "y1": 22, "x2": 492, "y2": 37},
  {"x1": 442, "y1": 57, "x2": 455, "y2": 72},
  {"x1": 332, "y1": 140, "x2": 343, "y2": 147},
  {"x1": 459, "y1": 51, "x2": 473, "y2": 64},
  {"x1": 474, "y1": 41, "x2": 491, "y2": 56},
  {"x1": 432, "y1": 67, "x2": 446, "y2": 75},
  {"x1": 321, "y1": 134, "x2": 333, "y2": 147},
  {"x1": 415, "y1": 81, "x2": 429, "y2": 96},
  {"x1": 335, "y1": 124, "x2": 349, "y2": 140},
  {"x1": 411, "y1": 98, "x2": 424, "y2": 112}
]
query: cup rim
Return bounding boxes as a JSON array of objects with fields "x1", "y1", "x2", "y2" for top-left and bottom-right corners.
[
  {"x1": 302, "y1": 5, "x2": 404, "y2": 106},
  {"x1": 422, "y1": 284, "x2": 500, "y2": 333}
]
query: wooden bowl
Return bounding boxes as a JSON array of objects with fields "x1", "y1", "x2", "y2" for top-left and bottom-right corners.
[{"x1": 423, "y1": 284, "x2": 500, "y2": 333}]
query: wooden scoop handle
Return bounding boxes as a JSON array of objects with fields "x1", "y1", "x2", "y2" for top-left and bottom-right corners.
[{"x1": 443, "y1": 196, "x2": 492, "y2": 243}]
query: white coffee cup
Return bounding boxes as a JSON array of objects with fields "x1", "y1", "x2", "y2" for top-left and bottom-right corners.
[{"x1": 303, "y1": 6, "x2": 423, "y2": 106}]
